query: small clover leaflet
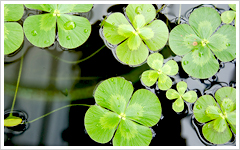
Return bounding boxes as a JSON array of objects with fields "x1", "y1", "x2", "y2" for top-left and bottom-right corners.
[
  {"x1": 193, "y1": 87, "x2": 236, "y2": 144},
  {"x1": 169, "y1": 7, "x2": 236, "y2": 79},
  {"x1": 103, "y1": 4, "x2": 169, "y2": 66},
  {"x1": 221, "y1": 4, "x2": 236, "y2": 24},
  {"x1": 4, "y1": 4, "x2": 24, "y2": 55},
  {"x1": 166, "y1": 81, "x2": 197, "y2": 112},
  {"x1": 23, "y1": 4, "x2": 93, "y2": 49},
  {"x1": 141, "y1": 53, "x2": 178, "y2": 91},
  {"x1": 84, "y1": 77, "x2": 162, "y2": 146}
]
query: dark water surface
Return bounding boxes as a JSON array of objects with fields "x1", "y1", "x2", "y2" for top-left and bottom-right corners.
[{"x1": 4, "y1": 4, "x2": 236, "y2": 146}]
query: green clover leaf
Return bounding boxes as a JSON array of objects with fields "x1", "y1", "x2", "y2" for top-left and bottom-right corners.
[
  {"x1": 4, "y1": 4, "x2": 24, "y2": 55},
  {"x1": 169, "y1": 7, "x2": 236, "y2": 79},
  {"x1": 84, "y1": 77, "x2": 162, "y2": 146},
  {"x1": 103, "y1": 4, "x2": 169, "y2": 66},
  {"x1": 221, "y1": 4, "x2": 236, "y2": 24},
  {"x1": 166, "y1": 81, "x2": 197, "y2": 112},
  {"x1": 23, "y1": 4, "x2": 92, "y2": 49},
  {"x1": 141, "y1": 53, "x2": 178, "y2": 91},
  {"x1": 193, "y1": 87, "x2": 236, "y2": 144}
]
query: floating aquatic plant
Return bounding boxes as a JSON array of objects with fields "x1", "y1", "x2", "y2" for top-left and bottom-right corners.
[
  {"x1": 4, "y1": 4, "x2": 24, "y2": 55},
  {"x1": 193, "y1": 87, "x2": 236, "y2": 144},
  {"x1": 166, "y1": 81, "x2": 197, "y2": 112},
  {"x1": 23, "y1": 4, "x2": 93, "y2": 49},
  {"x1": 221, "y1": 4, "x2": 236, "y2": 24},
  {"x1": 84, "y1": 77, "x2": 162, "y2": 146},
  {"x1": 169, "y1": 7, "x2": 236, "y2": 79},
  {"x1": 103, "y1": 4, "x2": 169, "y2": 66},
  {"x1": 141, "y1": 53, "x2": 178, "y2": 90}
]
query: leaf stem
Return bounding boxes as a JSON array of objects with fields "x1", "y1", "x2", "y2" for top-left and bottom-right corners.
[
  {"x1": 178, "y1": 4, "x2": 182, "y2": 24},
  {"x1": 156, "y1": 4, "x2": 165, "y2": 13},
  {"x1": 51, "y1": 45, "x2": 106, "y2": 64},
  {"x1": 25, "y1": 104, "x2": 92, "y2": 124},
  {"x1": 9, "y1": 55, "x2": 24, "y2": 116}
]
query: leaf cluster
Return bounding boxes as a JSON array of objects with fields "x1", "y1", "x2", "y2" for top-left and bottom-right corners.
[{"x1": 221, "y1": 4, "x2": 236, "y2": 24}]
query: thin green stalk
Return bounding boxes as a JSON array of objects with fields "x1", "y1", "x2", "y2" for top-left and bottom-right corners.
[
  {"x1": 178, "y1": 4, "x2": 182, "y2": 24},
  {"x1": 25, "y1": 104, "x2": 92, "y2": 124},
  {"x1": 51, "y1": 45, "x2": 106, "y2": 64},
  {"x1": 9, "y1": 55, "x2": 24, "y2": 116},
  {"x1": 156, "y1": 4, "x2": 165, "y2": 13}
]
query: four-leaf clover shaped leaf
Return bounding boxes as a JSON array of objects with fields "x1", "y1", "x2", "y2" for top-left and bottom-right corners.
[
  {"x1": 23, "y1": 4, "x2": 93, "y2": 49},
  {"x1": 4, "y1": 4, "x2": 24, "y2": 55},
  {"x1": 221, "y1": 4, "x2": 236, "y2": 24},
  {"x1": 193, "y1": 87, "x2": 236, "y2": 144},
  {"x1": 103, "y1": 4, "x2": 169, "y2": 66},
  {"x1": 141, "y1": 53, "x2": 179, "y2": 91},
  {"x1": 166, "y1": 81, "x2": 197, "y2": 112},
  {"x1": 84, "y1": 77, "x2": 162, "y2": 146},
  {"x1": 169, "y1": 7, "x2": 236, "y2": 79}
]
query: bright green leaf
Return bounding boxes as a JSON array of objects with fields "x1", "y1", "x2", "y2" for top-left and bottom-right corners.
[
  {"x1": 127, "y1": 33, "x2": 142, "y2": 51},
  {"x1": 84, "y1": 105, "x2": 120, "y2": 143},
  {"x1": 4, "y1": 115, "x2": 22, "y2": 127},
  {"x1": 172, "y1": 97, "x2": 184, "y2": 112},
  {"x1": 208, "y1": 25, "x2": 236, "y2": 62},
  {"x1": 24, "y1": 4, "x2": 57, "y2": 12},
  {"x1": 193, "y1": 95, "x2": 219, "y2": 123},
  {"x1": 23, "y1": 14, "x2": 56, "y2": 47},
  {"x1": 125, "y1": 89, "x2": 162, "y2": 127},
  {"x1": 147, "y1": 53, "x2": 163, "y2": 71},
  {"x1": 226, "y1": 110, "x2": 236, "y2": 134},
  {"x1": 189, "y1": 7, "x2": 221, "y2": 39},
  {"x1": 4, "y1": 4, "x2": 24, "y2": 21},
  {"x1": 4, "y1": 22, "x2": 24, "y2": 55},
  {"x1": 166, "y1": 89, "x2": 179, "y2": 100},
  {"x1": 141, "y1": 70, "x2": 159, "y2": 87},
  {"x1": 169, "y1": 24, "x2": 201, "y2": 56},
  {"x1": 213, "y1": 117, "x2": 228, "y2": 132},
  {"x1": 205, "y1": 105, "x2": 222, "y2": 120},
  {"x1": 182, "y1": 91, "x2": 198, "y2": 103},
  {"x1": 215, "y1": 87, "x2": 236, "y2": 112},
  {"x1": 94, "y1": 77, "x2": 133, "y2": 115},
  {"x1": 57, "y1": 4, "x2": 93, "y2": 13},
  {"x1": 176, "y1": 81, "x2": 187, "y2": 95},
  {"x1": 202, "y1": 120, "x2": 232, "y2": 144},
  {"x1": 221, "y1": 11, "x2": 236, "y2": 24},
  {"x1": 182, "y1": 46, "x2": 219, "y2": 79},
  {"x1": 113, "y1": 119, "x2": 152, "y2": 146},
  {"x1": 229, "y1": 4, "x2": 236, "y2": 11},
  {"x1": 158, "y1": 73, "x2": 172, "y2": 91},
  {"x1": 132, "y1": 14, "x2": 146, "y2": 29},
  {"x1": 161, "y1": 60, "x2": 179, "y2": 76},
  {"x1": 57, "y1": 14, "x2": 91, "y2": 49}
]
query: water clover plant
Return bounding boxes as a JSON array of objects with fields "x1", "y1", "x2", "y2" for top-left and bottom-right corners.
[
  {"x1": 141, "y1": 53, "x2": 178, "y2": 90},
  {"x1": 193, "y1": 87, "x2": 236, "y2": 144},
  {"x1": 23, "y1": 4, "x2": 93, "y2": 49},
  {"x1": 221, "y1": 4, "x2": 236, "y2": 24},
  {"x1": 103, "y1": 4, "x2": 169, "y2": 66},
  {"x1": 169, "y1": 7, "x2": 236, "y2": 79},
  {"x1": 84, "y1": 77, "x2": 162, "y2": 146},
  {"x1": 166, "y1": 81, "x2": 197, "y2": 112},
  {"x1": 4, "y1": 4, "x2": 24, "y2": 55}
]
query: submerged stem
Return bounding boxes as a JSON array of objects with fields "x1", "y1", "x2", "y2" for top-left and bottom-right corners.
[
  {"x1": 9, "y1": 55, "x2": 24, "y2": 116},
  {"x1": 51, "y1": 45, "x2": 106, "y2": 64},
  {"x1": 25, "y1": 104, "x2": 92, "y2": 124}
]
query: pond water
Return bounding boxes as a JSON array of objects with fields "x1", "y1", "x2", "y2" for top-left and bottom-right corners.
[{"x1": 4, "y1": 4, "x2": 236, "y2": 146}]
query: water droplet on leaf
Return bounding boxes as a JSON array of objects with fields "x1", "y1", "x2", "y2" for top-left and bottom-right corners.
[
  {"x1": 66, "y1": 36, "x2": 71, "y2": 40},
  {"x1": 226, "y1": 43, "x2": 230, "y2": 47},
  {"x1": 196, "y1": 104, "x2": 202, "y2": 110},
  {"x1": 31, "y1": 30, "x2": 37, "y2": 36},
  {"x1": 84, "y1": 29, "x2": 88, "y2": 33},
  {"x1": 147, "y1": 8, "x2": 151, "y2": 12},
  {"x1": 44, "y1": 40, "x2": 49, "y2": 44},
  {"x1": 183, "y1": 60, "x2": 189, "y2": 65},
  {"x1": 63, "y1": 21, "x2": 76, "y2": 30},
  {"x1": 135, "y1": 6, "x2": 142, "y2": 14},
  {"x1": 198, "y1": 52, "x2": 203, "y2": 57}
]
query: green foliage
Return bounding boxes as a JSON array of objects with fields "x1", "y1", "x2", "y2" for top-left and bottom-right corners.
[
  {"x1": 193, "y1": 87, "x2": 236, "y2": 144},
  {"x1": 4, "y1": 115, "x2": 22, "y2": 127},
  {"x1": 141, "y1": 53, "x2": 178, "y2": 90},
  {"x1": 221, "y1": 4, "x2": 236, "y2": 24},
  {"x1": 84, "y1": 77, "x2": 162, "y2": 146},
  {"x1": 23, "y1": 4, "x2": 93, "y2": 49},
  {"x1": 4, "y1": 4, "x2": 24, "y2": 55},
  {"x1": 166, "y1": 81, "x2": 197, "y2": 112},
  {"x1": 103, "y1": 4, "x2": 169, "y2": 66},
  {"x1": 169, "y1": 7, "x2": 236, "y2": 79}
]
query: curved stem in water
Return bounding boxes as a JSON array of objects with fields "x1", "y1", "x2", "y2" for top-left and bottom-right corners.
[
  {"x1": 156, "y1": 4, "x2": 165, "y2": 13},
  {"x1": 50, "y1": 45, "x2": 106, "y2": 64},
  {"x1": 25, "y1": 104, "x2": 92, "y2": 124}
]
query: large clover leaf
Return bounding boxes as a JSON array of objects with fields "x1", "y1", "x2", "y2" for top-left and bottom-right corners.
[
  {"x1": 4, "y1": 4, "x2": 24, "y2": 55},
  {"x1": 103, "y1": 4, "x2": 169, "y2": 66},
  {"x1": 166, "y1": 81, "x2": 197, "y2": 112},
  {"x1": 193, "y1": 87, "x2": 236, "y2": 144},
  {"x1": 169, "y1": 7, "x2": 236, "y2": 79},
  {"x1": 84, "y1": 77, "x2": 162, "y2": 146},
  {"x1": 141, "y1": 53, "x2": 178, "y2": 90},
  {"x1": 23, "y1": 4, "x2": 93, "y2": 49}
]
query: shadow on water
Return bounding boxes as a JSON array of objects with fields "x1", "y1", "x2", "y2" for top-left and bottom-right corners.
[{"x1": 4, "y1": 4, "x2": 236, "y2": 146}]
